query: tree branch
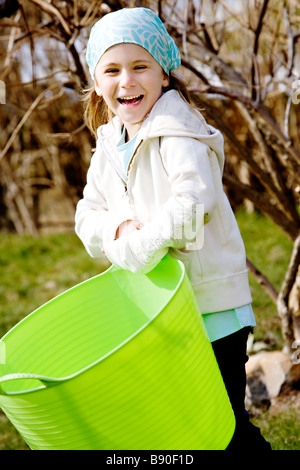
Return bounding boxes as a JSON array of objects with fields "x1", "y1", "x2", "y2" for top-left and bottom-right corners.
[
  {"x1": 188, "y1": 84, "x2": 300, "y2": 166},
  {"x1": 30, "y1": 0, "x2": 72, "y2": 36},
  {"x1": 277, "y1": 234, "x2": 300, "y2": 352},
  {"x1": 246, "y1": 258, "x2": 278, "y2": 304},
  {"x1": 251, "y1": 0, "x2": 269, "y2": 102},
  {"x1": 0, "y1": 82, "x2": 66, "y2": 163},
  {"x1": 223, "y1": 173, "x2": 299, "y2": 240}
]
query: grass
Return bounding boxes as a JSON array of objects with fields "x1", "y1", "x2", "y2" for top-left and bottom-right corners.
[
  {"x1": 236, "y1": 209, "x2": 294, "y2": 349},
  {"x1": 0, "y1": 232, "x2": 110, "y2": 339},
  {"x1": 250, "y1": 398, "x2": 300, "y2": 450},
  {"x1": 0, "y1": 210, "x2": 297, "y2": 450}
]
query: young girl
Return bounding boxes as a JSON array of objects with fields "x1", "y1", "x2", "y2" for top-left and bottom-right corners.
[{"x1": 75, "y1": 7, "x2": 271, "y2": 451}]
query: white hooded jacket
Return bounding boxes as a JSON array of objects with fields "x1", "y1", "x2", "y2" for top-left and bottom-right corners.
[{"x1": 75, "y1": 90, "x2": 252, "y2": 314}]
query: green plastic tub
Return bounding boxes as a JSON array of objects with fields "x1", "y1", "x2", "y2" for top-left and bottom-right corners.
[{"x1": 0, "y1": 254, "x2": 235, "y2": 450}]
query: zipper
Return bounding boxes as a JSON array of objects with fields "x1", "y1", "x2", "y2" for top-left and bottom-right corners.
[
  {"x1": 126, "y1": 139, "x2": 143, "y2": 182},
  {"x1": 123, "y1": 139, "x2": 143, "y2": 199},
  {"x1": 108, "y1": 137, "x2": 144, "y2": 200}
]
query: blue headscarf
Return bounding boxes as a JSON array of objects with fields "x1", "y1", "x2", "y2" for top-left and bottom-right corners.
[{"x1": 86, "y1": 7, "x2": 181, "y2": 80}]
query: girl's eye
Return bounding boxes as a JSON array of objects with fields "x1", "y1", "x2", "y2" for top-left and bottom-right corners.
[
  {"x1": 105, "y1": 69, "x2": 119, "y2": 74},
  {"x1": 134, "y1": 65, "x2": 147, "y2": 70}
]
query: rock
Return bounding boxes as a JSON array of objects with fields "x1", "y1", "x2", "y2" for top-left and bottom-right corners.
[{"x1": 245, "y1": 351, "x2": 300, "y2": 406}]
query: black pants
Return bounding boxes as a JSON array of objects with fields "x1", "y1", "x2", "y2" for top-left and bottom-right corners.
[{"x1": 212, "y1": 327, "x2": 272, "y2": 451}]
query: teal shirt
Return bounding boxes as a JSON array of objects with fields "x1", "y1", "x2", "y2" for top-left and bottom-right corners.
[
  {"x1": 116, "y1": 127, "x2": 256, "y2": 342},
  {"x1": 202, "y1": 304, "x2": 256, "y2": 342},
  {"x1": 116, "y1": 126, "x2": 138, "y2": 181}
]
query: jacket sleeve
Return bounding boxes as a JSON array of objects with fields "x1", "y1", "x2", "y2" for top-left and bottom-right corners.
[
  {"x1": 75, "y1": 149, "x2": 130, "y2": 258},
  {"x1": 103, "y1": 136, "x2": 219, "y2": 273}
]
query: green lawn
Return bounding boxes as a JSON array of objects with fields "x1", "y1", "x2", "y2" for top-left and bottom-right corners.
[
  {"x1": 0, "y1": 210, "x2": 297, "y2": 450},
  {"x1": 236, "y1": 209, "x2": 294, "y2": 349}
]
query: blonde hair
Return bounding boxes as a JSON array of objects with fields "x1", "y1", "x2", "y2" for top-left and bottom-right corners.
[
  {"x1": 82, "y1": 87, "x2": 110, "y2": 139},
  {"x1": 82, "y1": 73, "x2": 191, "y2": 139}
]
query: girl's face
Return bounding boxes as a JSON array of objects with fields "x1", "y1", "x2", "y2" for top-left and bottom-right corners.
[{"x1": 94, "y1": 43, "x2": 170, "y2": 140}]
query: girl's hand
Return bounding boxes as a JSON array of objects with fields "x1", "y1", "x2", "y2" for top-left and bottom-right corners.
[
  {"x1": 115, "y1": 220, "x2": 143, "y2": 239},
  {"x1": 101, "y1": 220, "x2": 143, "y2": 253}
]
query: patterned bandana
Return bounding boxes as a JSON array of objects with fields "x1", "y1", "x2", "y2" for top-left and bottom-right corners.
[{"x1": 86, "y1": 7, "x2": 181, "y2": 79}]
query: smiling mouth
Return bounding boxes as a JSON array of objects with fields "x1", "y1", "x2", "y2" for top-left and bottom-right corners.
[{"x1": 117, "y1": 95, "x2": 143, "y2": 104}]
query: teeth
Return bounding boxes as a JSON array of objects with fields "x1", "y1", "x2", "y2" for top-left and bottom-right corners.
[{"x1": 118, "y1": 95, "x2": 142, "y2": 103}]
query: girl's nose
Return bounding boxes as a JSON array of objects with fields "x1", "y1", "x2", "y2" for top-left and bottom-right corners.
[{"x1": 120, "y1": 69, "x2": 136, "y2": 88}]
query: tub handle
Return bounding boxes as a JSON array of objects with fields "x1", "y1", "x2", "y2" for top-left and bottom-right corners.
[{"x1": 0, "y1": 373, "x2": 62, "y2": 396}]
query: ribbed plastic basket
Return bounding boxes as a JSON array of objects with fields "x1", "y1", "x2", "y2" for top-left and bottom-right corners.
[{"x1": 0, "y1": 254, "x2": 235, "y2": 450}]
